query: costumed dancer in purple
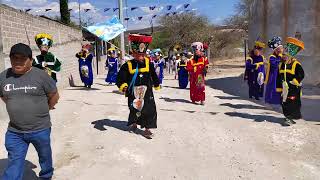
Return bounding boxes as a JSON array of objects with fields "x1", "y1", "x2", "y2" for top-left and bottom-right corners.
[
  {"x1": 265, "y1": 36, "x2": 283, "y2": 105},
  {"x1": 105, "y1": 48, "x2": 119, "y2": 85},
  {"x1": 244, "y1": 41, "x2": 266, "y2": 100}
]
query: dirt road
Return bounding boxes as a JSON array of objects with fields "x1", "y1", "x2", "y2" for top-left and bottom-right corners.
[{"x1": 0, "y1": 59, "x2": 319, "y2": 180}]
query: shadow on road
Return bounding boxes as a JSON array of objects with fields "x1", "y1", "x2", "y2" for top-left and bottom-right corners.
[
  {"x1": 91, "y1": 119, "x2": 145, "y2": 137},
  {"x1": 162, "y1": 85, "x2": 190, "y2": 90},
  {"x1": 207, "y1": 74, "x2": 320, "y2": 122},
  {"x1": 225, "y1": 112, "x2": 284, "y2": 126},
  {"x1": 111, "y1": 90, "x2": 123, "y2": 95},
  {"x1": 215, "y1": 96, "x2": 243, "y2": 100},
  {"x1": 159, "y1": 97, "x2": 193, "y2": 104},
  {"x1": 160, "y1": 108, "x2": 176, "y2": 112},
  {"x1": 207, "y1": 112, "x2": 218, "y2": 115},
  {"x1": 160, "y1": 109, "x2": 218, "y2": 115},
  {"x1": 183, "y1": 110, "x2": 196, "y2": 113},
  {"x1": 206, "y1": 74, "x2": 248, "y2": 99},
  {"x1": 91, "y1": 119, "x2": 128, "y2": 131},
  {"x1": 0, "y1": 159, "x2": 38, "y2": 180},
  {"x1": 220, "y1": 103, "x2": 266, "y2": 110}
]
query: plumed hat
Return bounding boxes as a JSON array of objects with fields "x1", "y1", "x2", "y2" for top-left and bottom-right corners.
[
  {"x1": 268, "y1": 36, "x2": 282, "y2": 50},
  {"x1": 254, "y1": 41, "x2": 266, "y2": 49},
  {"x1": 128, "y1": 34, "x2": 152, "y2": 53}
]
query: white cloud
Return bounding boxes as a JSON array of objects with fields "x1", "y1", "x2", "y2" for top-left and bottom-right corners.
[
  {"x1": 127, "y1": 14, "x2": 160, "y2": 31},
  {"x1": 4, "y1": 0, "x2": 103, "y2": 25},
  {"x1": 2, "y1": 0, "x2": 154, "y2": 29},
  {"x1": 26, "y1": 2, "x2": 97, "y2": 14},
  {"x1": 175, "y1": 4, "x2": 184, "y2": 10},
  {"x1": 140, "y1": 6, "x2": 164, "y2": 14},
  {"x1": 211, "y1": 17, "x2": 224, "y2": 25},
  {"x1": 39, "y1": 2, "x2": 59, "y2": 13},
  {"x1": 24, "y1": 0, "x2": 47, "y2": 4},
  {"x1": 128, "y1": 20, "x2": 152, "y2": 31},
  {"x1": 68, "y1": 2, "x2": 97, "y2": 13}
]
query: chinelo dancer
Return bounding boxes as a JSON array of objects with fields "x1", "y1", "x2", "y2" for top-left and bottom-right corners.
[
  {"x1": 153, "y1": 49, "x2": 165, "y2": 86},
  {"x1": 244, "y1": 41, "x2": 266, "y2": 100},
  {"x1": 265, "y1": 36, "x2": 283, "y2": 105},
  {"x1": 276, "y1": 37, "x2": 305, "y2": 126},
  {"x1": 117, "y1": 34, "x2": 160, "y2": 139},
  {"x1": 186, "y1": 42, "x2": 209, "y2": 105},
  {"x1": 177, "y1": 53, "x2": 189, "y2": 89},
  {"x1": 105, "y1": 47, "x2": 119, "y2": 85},
  {"x1": 76, "y1": 44, "x2": 94, "y2": 88},
  {"x1": 33, "y1": 33, "x2": 62, "y2": 82}
]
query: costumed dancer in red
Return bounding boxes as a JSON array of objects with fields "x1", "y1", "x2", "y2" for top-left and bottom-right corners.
[{"x1": 187, "y1": 42, "x2": 209, "y2": 105}]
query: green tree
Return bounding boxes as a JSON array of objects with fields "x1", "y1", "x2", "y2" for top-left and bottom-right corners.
[
  {"x1": 158, "y1": 12, "x2": 211, "y2": 50},
  {"x1": 149, "y1": 31, "x2": 170, "y2": 51},
  {"x1": 225, "y1": 0, "x2": 254, "y2": 31},
  {"x1": 60, "y1": 0, "x2": 70, "y2": 24}
]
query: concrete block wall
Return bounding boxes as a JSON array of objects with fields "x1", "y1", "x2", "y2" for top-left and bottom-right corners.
[
  {"x1": 0, "y1": 5, "x2": 106, "y2": 119},
  {"x1": 0, "y1": 4, "x2": 85, "y2": 89},
  {"x1": 248, "y1": 0, "x2": 320, "y2": 86}
]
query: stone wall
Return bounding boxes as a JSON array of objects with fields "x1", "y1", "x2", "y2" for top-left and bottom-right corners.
[
  {"x1": 0, "y1": 5, "x2": 106, "y2": 119},
  {"x1": 249, "y1": 0, "x2": 320, "y2": 86}
]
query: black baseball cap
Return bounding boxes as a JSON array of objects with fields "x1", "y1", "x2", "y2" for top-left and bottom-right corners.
[{"x1": 9, "y1": 43, "x2": 32, "y2": 59}]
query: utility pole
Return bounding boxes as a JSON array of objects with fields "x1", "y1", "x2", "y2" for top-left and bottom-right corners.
[
  {"x1": 78, "y1": 0, "x2": 81, "y2": 27},
  {"x1": 150, "y1": 19, "x2": 154, "y2": 34},
  {"x1": 118, "y1": 0, "x2": 125, "y2": 64},
  {"x1": 207, "y1": 35, "x2": 213, "y2": 65}
]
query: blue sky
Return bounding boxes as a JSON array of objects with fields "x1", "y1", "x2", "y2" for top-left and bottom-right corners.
[{"x1": 3, "y1": 0, "x2": 239, "y2": 30}]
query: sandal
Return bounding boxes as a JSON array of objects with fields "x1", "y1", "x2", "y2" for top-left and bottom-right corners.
[{"x1": 143, "y1": 129, "x2": 153, "y2": 139}]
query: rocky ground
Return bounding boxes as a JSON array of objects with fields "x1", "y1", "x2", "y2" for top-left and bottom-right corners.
[{"x1": 0, "y1": 57, "x2": 319, "y2": 180}]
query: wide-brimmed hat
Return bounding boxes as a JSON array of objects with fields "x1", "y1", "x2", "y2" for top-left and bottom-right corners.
[{"x1": 285, "y1": 37, "x2": 304, "y2": 57}]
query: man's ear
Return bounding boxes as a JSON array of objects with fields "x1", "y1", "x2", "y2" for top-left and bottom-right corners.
[{"x1": 27, "y1": 57, "x2": 33, "y2": 65}]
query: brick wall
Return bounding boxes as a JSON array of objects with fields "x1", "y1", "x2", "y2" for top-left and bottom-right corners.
[{"x1": 0, "y1": 5, "x2": 106, "y2": 119}]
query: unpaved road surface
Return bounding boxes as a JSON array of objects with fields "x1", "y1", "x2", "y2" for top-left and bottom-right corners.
[{"x1": 1, "y1": 58, "x2": 319, "y2": 180}]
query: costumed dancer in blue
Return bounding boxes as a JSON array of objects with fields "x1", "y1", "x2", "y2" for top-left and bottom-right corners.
[
  {"x1": 265, "y1": 36, "x2": 283, "y2": 105},
  {"x1": 76, "y1": 44, "x2": 94, "y2": 88},
  {"x1": 153, "y1": 50, "x2": 165, "y2": 86},
  {"x1": 105, "y1": 47, "x2": 119, "y2": 85},
  {"x1": 177, "y1": 53, "x2": 189, "y2": 89},
  {"x1": 244, "y1": 41, "x2": 266, "y2": 100}
]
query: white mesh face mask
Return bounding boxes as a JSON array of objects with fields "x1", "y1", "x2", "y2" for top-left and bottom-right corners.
[{"x1": 191, "y1": 42, "x2": 204, "y2": 52}]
